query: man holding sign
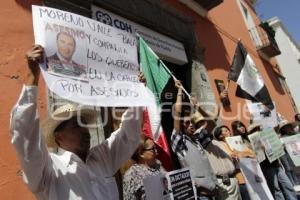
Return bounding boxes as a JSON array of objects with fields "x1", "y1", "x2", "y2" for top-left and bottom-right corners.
[{"x1": 10, "y1": 45, "x2": 143, "y2": 200}]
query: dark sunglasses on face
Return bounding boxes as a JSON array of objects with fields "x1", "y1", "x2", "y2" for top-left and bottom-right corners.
[
  {"x1": 144, "y1": 146, "x2": 157, "y2": 152},
  {"x1": 184, "y1": 120, "x2": 191, "y2": 125}
]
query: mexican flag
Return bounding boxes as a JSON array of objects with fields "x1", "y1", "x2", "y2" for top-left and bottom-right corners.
[
  {"x1": 228, "y1": 42, "x2": 274, "y2": 110},
  {"x1": 139, "y1": 36, "x2": 173, "y2": 170}
]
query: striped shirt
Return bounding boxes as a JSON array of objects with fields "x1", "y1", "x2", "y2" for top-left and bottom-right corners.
[{"x1": 170, "y1": 128, "x2": 210, "y2": 158}]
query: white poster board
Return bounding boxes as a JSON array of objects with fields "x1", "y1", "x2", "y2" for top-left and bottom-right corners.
[
  {"x1": 248, "y1": 131, "x2": 266, "y2": 163},
  {"x1": 247, "y1": 101, "x2": 277, "y2": 129},
  {"x1": 226, "y1": 135, "x2": 247, "y2": 152},
  {"x1": 281, "y1": 135, "x2": 300, "y2": 166},
  {"x1": 32, "y1": 6, "x2": 152, "y2": 107},
  {"x1": 240, "y1": 158, "x2": 274, "y2": 200}
]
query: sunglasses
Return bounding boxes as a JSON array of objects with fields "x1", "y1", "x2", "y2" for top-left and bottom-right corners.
[
  {"x1": 144, "y1": 146, "x2": 157, "y2": 152},
  {"x1": 184, "y1": 120, "x2": 191, "y2": 125}
]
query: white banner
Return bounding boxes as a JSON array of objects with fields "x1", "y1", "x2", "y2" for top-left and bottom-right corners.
[
  {"x1": 32, "y1": 6, "x2": 152, "y2": 106},
  {"x1": 248, "y1": 132, "x2": 266, "y2": 163},
  {"x1": 225, "y1": 135, "x2": 248, "y2": 152}
]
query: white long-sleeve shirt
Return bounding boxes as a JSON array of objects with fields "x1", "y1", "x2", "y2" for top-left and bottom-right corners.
[{"x1": 10, "y1": 86, "x2": 143, "y2": 200}]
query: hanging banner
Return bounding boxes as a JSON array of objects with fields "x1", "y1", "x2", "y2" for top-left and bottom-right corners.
[
  {"x1": 248, "y1": 131, "x2": 266, "y2": 163},
  {"x1": 260, "y1": 129, "x2": 285, "y2": 163},
  {"x1": 32, "y1": 6, "x2": 152, "y2": 106},
  {"x1": 240, "y1": 158, "x2": 274, "y2": 200},
  {"x1": 281, "y1": 134, "x2": 300, "y2": 166}
]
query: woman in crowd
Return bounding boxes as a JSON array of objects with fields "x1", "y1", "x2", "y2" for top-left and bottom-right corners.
[
  {"x1": 213, "y1": 125, "x2": 254, "y2": 200},
  {"x1": 231, "y1": 121, "x2": 252, "y2": 148},
  {"x1": 123, "y1": 135, "x2": 165, "y2": 200}
]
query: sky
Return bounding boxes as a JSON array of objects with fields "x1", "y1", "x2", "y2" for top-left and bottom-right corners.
[{"x1": 255, "y1": 1, "x2": 300, "y2": 45}]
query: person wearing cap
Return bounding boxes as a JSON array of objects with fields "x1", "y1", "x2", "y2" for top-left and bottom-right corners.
[
  {"x1": 171, "y1": 80, "x2": 218, "y2": 200},
  {"x1": 10, "y1": 45, "x2": 143, "y2": 200}
]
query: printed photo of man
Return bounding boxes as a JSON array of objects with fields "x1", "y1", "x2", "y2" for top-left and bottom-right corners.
[
  {"x1": 162, "y1": 177, "x2": 172, "y2": 195},
  {"x1": 289, "y1": 142, "x2": 300, "y2": 156},
  {"x1": 47, "y1": 31, "x2": 86, "y2": 78}
]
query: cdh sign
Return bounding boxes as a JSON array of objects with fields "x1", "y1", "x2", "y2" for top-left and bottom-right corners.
[{"x1": 92, "y1": 5, "x2": 188, "y2": 65}]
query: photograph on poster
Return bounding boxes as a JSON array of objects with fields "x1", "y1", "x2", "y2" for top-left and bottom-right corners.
[
  {"x1": 45, "y1": 23, "x2": 87, "y2": 80},
  {"x1": 287, "y1": 141, "x2": 300, "y2": 156}
]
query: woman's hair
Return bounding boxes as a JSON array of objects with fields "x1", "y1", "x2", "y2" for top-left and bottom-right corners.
[
  {"x1": 231, "y1": 120, "x2": 247, "y2": 136},
  {"x1": 213, "y1": 125, "x2": 230, "y2": 141},
  {"x1": 131, "y1": 135, "x2": 153, "y2": 162}
]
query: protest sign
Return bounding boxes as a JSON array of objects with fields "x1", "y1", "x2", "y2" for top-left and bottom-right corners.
[
  {"x1": 281, "y1": 135, "x2": 300, "y2": 166},
  {"x1": 248, "y1": 132, "x2": 266, "y2": 163},
  {"x1": 225, "y1": 135, "x2": 247, "y2": 152},
  {"x1": 167, "y1": 168, "x2": 196, "y2": 200},
  {"x1": 32, "y1": 6, "x2": 152, "y2": 106},
  {"x1": 144, "y1": 168, "x2": 196, "y2": 200},
  {"x1": 240, "y1": 158, "x2": 274, "y2": 200},
  {"x1": 260, "y1": 129, "x2": 285, "y2": 163},
  {"x1": 247, "y1": 102, "x2": 277, "y2": 129}
]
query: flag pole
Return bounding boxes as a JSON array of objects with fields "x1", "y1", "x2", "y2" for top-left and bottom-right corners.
[
  {"x1": 225, "y1": 79, "x2": 230, "y2": 91},
  {"x1": 158, "y1": 59, "x2": 191, "y2": 99},
  {"x1": 136, "y1": 33, "x2": 191, "y2": 98}
]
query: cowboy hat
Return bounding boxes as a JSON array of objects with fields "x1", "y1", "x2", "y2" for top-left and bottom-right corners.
[
  {"x1": 42, "y1": 103, "x2": 99, "y2": 148},
  {"x1": 191, "y1": 111, "x2": 216, "y2": 132},
  {"x1": 191, "y1": 111, "x2": 205, "y2": 125}
]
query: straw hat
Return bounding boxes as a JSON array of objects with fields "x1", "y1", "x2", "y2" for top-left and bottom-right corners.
[
  {"x1": 191, "y1": 111, "x2": 216, "y2": 132},
  {"x1": 42, "y1": 103, "x2": 98, "y2": 148},
  {"x1": 191, "y1": 111, "x2": 205, "y2": 125}
]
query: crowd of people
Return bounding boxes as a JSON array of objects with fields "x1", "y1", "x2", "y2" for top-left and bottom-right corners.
[
  {"x1": 10, "y1": 45, "x2": 300, "y2": 200},
  {"x1": 120, "y1": 80, "x2": 300, "y2": 200}
]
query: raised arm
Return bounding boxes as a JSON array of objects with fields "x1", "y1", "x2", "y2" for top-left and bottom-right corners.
[
  {"x1": 174, "y1": 80, "x2": 183, "y2": 132},
  {"x1": 10, "y1": 45, "x2": 51, "y2": 192},
  {"x1": 25, "y1": 45, "x2": 43, "y2": 86},
  {"x1": 91, "y1": 107, "x2": 143, "y2": 176}
]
